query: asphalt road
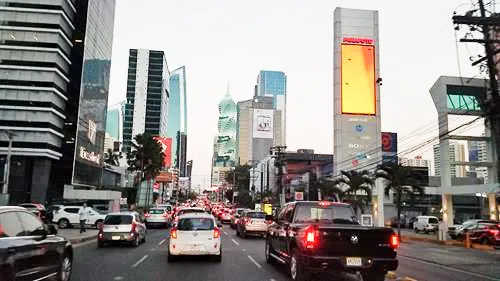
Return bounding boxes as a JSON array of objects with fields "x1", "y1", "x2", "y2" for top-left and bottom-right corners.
[{"x1": 71, "y1": 225, "x2": 500, "y2": 281}]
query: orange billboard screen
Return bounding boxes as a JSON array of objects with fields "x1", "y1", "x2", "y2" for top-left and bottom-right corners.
[{"x1": 341, "y1": 44, "x2": 376, "y2": 115}]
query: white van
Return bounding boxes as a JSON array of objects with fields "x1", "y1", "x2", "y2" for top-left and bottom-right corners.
[{"x1": 413, "y1": 215, "x2": 439, "y2": 233}]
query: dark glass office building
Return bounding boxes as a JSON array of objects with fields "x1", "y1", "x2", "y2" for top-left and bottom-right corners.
[{"x1": 0, "y1": 0, "x2": 116, "y2": 203}]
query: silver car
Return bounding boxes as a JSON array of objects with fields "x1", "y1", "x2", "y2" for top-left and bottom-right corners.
[
  {"x1": 98, "y1": 212, "x2": 147, "y2": 247},
  {"x1": 145, "y1": 208, "x2": 170, "y2": 228}
]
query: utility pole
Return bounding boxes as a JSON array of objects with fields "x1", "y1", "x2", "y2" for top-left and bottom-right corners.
[
  {"x1": 453, "y1": 0, "x2": 500, "y2": 183},
  {"x1": 270, "y1": 145, "x2": 287, "y2": 206}
]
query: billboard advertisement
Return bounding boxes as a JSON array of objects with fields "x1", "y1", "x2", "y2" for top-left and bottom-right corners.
[
  {"x1": 154, "y1": 137, "x2": 172, "y2": 168},
  {"x1": 253, "y1": 109, "x2": 274, "y2": 139},
  {"x1": 381, "y1": 132, "x2": 398, "y2": 164},
  {"x1": 341, "y1": 44, "x2": 376, "y2": 115},
  {"x1": 338, "y1": 116, "x2": 379, "y2": 170}
]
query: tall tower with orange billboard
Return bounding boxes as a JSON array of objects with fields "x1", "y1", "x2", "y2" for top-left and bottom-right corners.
[{"x1": 333, "y1": 8, "x2": 382, "y2": 176}]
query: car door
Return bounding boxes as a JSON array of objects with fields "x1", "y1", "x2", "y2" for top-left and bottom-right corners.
[
  {"x1": 0, "y1": 211, "x2": 44, "y2": 281},
  {"x1": 271, "y1": 205, "x2": 288, "y2": 257},
  {"x1": 63, "y1": 207, "x2": 81, "y2": 225},
  {"x1": 17, "y1": 211, "x2": 60, "y2": 278},
  {"x1": 279, "y1": 204, "x2": 295, "y2": 256}
]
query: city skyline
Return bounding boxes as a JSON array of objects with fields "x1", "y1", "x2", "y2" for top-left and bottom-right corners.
[{"x1": 107, "y1": 0, "x2": 486, "y2": 187}]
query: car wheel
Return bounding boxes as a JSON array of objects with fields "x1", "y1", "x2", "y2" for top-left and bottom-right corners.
[
  {"x1": 241, "y1": 229, "x2": 247, "y2": 238},
  {"x1": 167, "y1": 250, "x2": 176, "y2": 262},
  {"x1": 213, "y1": 250, "x2": 222, "y2": 262},
  {"x1": 58, "y1": 219, "x2": 69, "y2": 229},
  {"x1": 57, "y1": 254, "x2": 72, "y2": 281},
  {"x1": 142, "y1": 234, "x2": 146, "y2": 243},
  {"x1": 236, "y1": 228, "x2": 240, "y2": 237},
  {"x1": 132, "y1": 236, "x2": 140, "y2": 247},
  {"x1": 265, "y1": 238, "x2": 273, "y2": 264},
  {"x1": 289, "y1": 249, "x2": 309, "y2": 281}
]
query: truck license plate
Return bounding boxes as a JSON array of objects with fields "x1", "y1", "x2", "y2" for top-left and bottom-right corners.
[
  {"x1": 112, "y1": 236, "x2": 120, "y2": 240},
  {"x1": 346, "y1": 257, "x2": 362, "y2": 266}
]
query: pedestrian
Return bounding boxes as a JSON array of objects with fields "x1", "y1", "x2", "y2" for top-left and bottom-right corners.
[{"x1": 78, "y1": 203, "x2": 90, "y2": 233}]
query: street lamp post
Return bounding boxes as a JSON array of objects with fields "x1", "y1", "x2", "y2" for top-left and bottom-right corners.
[{"x1": 2, "y1": 131, "x2": 16, "y2": 201}]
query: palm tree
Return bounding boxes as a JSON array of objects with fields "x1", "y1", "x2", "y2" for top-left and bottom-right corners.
[
  {"x1": 104, "y1": 148, "x2": 121, "y2": 166},
  {"x1": 331, "y1": 170, "x2": 374, "y2": 215},
  {"x1": 127, "y1": 133, "x2": 164, "y2": 206},
  {"x1": 375, "y1": 162, "x2": 425, "y2": 237},
  {"x1": 312, "y1": 180, "x2": 346, "y2": 201}
]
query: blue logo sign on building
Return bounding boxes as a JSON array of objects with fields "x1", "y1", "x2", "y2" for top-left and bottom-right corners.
[{"x1": 355, "y1": 124, "x2": 364, "y2": 133}]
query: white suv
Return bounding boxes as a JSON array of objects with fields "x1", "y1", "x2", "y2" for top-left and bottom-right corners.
[{"x1": 53, "y1": 206, "x2": 106, "y2": 229}]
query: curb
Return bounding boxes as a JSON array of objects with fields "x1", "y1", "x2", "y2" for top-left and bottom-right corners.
[
  {"x1": 69, "y1": 235, "x2": 97, "y2": 245},
  {"x1": 401, "y1": 235, "x2": 496, "y2": 251}
]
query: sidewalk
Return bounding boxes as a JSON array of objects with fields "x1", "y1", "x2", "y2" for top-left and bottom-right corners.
[
  {"x1": 57, "y1": 228, "x2": 98, "y2": 244},
  {"x1": 398, "y1": 229, "x2": 498, "y2": 251}
]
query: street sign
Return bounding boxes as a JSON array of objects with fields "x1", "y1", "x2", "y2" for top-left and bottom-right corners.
[{"x1": 295, "y1": 192, "x2": 304, "y2": 201}]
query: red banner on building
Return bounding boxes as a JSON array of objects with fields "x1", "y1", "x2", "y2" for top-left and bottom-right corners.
[{"x1": 153, "y1": 137, "x2": 172, "y2": 168}]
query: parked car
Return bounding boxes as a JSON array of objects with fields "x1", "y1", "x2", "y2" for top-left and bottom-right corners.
[
  {"x1": 53, "y1": 205, "x2": 106, "y2": 229},
  {"x1": 98, "y1": 212, "x2": 147, "y2": 247},
  {"x1": 0, "y1": 206, "x2": 73, "y2": 281},
  {"x1": 17, "y1": 203, "x2": 50, "y2": 224},
  {"x1": 413, "y1": 216, "x2": 439, "y2": 233},
  {"x1": 168, "y1": 213, "x2": 222, "y2": 262},
  {"x1": 265, "y1": 201, "x2": 399, "y2": 281}
]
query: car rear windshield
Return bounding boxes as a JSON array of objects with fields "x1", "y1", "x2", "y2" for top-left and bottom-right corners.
[
  {"x1": 104, "y1": 215, "x2": 133, "y2": 225},
  {"x1": 247, "y1": 212, "x2": 266, "y2": 219},
  {"x1": 428, "y1": 218, "x2": 439, "y2": 224},
  {"x1": 294, "y1": 204, "x2": 358, "y2": 224},
  {"x1": 150, "y1": 209, "x2": 164, "y2": 214},
  {"x1": 178, "y1": 209, "x2": 204, "y2": 216},
  {"x1": 177, "y1": 218, "x2": 214, "y2": 231}
]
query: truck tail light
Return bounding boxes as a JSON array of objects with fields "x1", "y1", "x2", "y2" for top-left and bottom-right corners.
[
  {"x1": 489, "y1": 229, "x2": 499, "y2": 236},
  {"x1": 170, "y1": 228, "x2": 178, "y2": 239},
  {"x1": 390, "y1": 234, "x2": 400, "y2": 249},
  {"x1": 214, "y1": 227, "x2": 221, "y2": 238},
  {"x1": 304, "y1": 226, "x2": 319, "y2": 249}
]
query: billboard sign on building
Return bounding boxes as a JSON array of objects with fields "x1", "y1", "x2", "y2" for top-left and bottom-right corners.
[
  {"x1": 341, "y1": 43, "x2": 376, "y2": 115},
  {"x1": 154, "y1": 137, "x2": 172, "y2": 168},
  {"x1": 253, "y1": 109, "x2": 274, "y2": 139},
  {"x1": 381, "y1": 132, "x2": 397, "y2": 164}
]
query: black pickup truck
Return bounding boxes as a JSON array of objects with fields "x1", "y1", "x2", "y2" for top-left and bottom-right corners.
[{"x1": 265, "y1": 201, "x2": 399, "y2": 281}]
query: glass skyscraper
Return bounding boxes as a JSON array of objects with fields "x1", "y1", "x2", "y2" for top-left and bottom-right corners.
[
  {"x1": 0, "y1": 0, "x2": 117, "y2": 203},
  {"x1": 168, "y1": 66, "x2": 188, "y2": 173},
  {"x1": 256, "y1": 70, "x2": 287, "y2": 145},
  {"x1": 122, "y1": 49, "x2": 170, "y2": 154}
]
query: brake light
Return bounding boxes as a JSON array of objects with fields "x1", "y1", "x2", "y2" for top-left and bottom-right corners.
[
  {"x1": 489, "y1": 229, "x2": 499, "y2": 236},
  {"x1": 244, "y1": 218, "x2": 250, "y2": 225},
  {"x1": 390, "y1": 234, "x2": 400, "y2": 249},
  {"x1": 131, "y1": 222, "x2": 137, "y2": 233},
  {"x1": 144, "y1": 213, "x2": 151, "y2": 217},
  {"x1": 98, "y1": 231, "x2": 103, "y2": 240},
  {"x1": 214, "y1": 227, "x2": 221, "y2": 238},
  {"x1": 318, "y1": 201, "x2": 332, "y2": 207},
  {"x1": 163, "y1": 212, "x2": 169, "y2": 218},
  {"x1": 170, "y1": 228, "x2": 178, "y2": 239},
  {"x1": 304, "y1": 226, "x2": 319, "y2": 249}
]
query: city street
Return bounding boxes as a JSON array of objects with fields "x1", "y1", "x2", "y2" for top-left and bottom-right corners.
[{"x1": 71, "y1": 226, "x2": 500, "y2": 281}]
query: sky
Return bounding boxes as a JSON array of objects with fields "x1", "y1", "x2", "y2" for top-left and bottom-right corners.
[{"x1": 107, "y1": 0, "x2": 489, "y2": 188}]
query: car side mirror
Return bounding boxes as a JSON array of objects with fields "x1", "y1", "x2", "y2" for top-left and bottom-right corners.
[{"x1": 46, "y1": 224, "x2": 58, "y2": 235}]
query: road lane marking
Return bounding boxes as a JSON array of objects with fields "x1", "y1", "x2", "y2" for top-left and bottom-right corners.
[
  {"x1": 223, "y1": 230, "x2": 229, "y2": 235},
  {"x1": 131, "y1": 254, "x2": 149, "y2": 268},
  {"x1": 231, "y1": 238, "x2": 240, "y2": 246},
  {"x1": 242, "y1": 249, "x2": 246, "y2": 251},
  {"x1": 247, "y1": 255, "x2": 262, "y2": 268},
  {"x1": 399, "y1": 255, "x2": 500, "y2": 281},
  {"x1": 158, "y1": 238, "x2": 166, "y2": 246},
  {"x1": 113, "y1": 277, "x2": 124, "y2": 281},
  {"x1": 269, "y1": 279, "x2": 276, "y2": 281}
]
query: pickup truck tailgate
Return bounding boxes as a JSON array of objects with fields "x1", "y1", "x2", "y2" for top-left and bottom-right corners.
[{"x1": 316, "y1": 225, "x2": 396, "y2": 258}]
